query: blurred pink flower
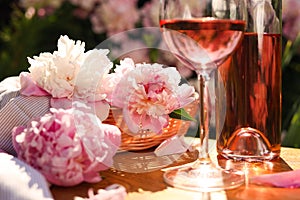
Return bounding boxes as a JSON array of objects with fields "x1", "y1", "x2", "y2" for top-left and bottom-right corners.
[
  {"x1": 108, "y1": 33, "x2": 151, "y2": 63},
  {"x1": 20, "y1": 0, "x2": 63, "y2": 17},
  {"x1": 12, "y1": 102, "x2": 121, "y2": 186},
  {"x1": 21, "y1": 1, "x2": 194, "y2": 80},
  {"x1": 90, "y1": 0, "x2": 140, "y2": 36},
  {"x1": 20, "y1": 0, "x2": 64, "y2": 9},
  {"x1": 70, "y1": 0, "x2": 101, "y2": 19},
  {"x1": 141, "y1": 0, "x2": 160, "y2": 27},
  {"x1": 282, "y1": 0, "x2": 300, "y2": 41},
  {"x1": 69, "y1": 0, "x2": 101, "y2": 11},
  {"x1": 110, "y1": 58, "x2": 195, "y2": 134}
]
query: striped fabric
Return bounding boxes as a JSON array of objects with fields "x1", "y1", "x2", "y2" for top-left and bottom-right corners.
[
  {"x1": 0, "y1": 77, "x2": 54, "y2": 200},
  {"x1": 0, "y1": 95, "x2": 51, "y2": 155},
  {"x1": 0, "y1": 76, "x2": 51, "y2": 155}
]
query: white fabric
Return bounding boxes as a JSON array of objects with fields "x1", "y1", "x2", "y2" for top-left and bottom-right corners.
[
  {"x1": 0, "y1": 76, "x2": 20, "y2": 109},
  {"x1": 0, "y1": 152, "x2": 53, "y2": 200}
]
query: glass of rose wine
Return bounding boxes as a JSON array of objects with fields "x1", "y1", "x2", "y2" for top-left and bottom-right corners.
[{"x1": 159, "y1": 0, "x2": 247, "y2": 191}]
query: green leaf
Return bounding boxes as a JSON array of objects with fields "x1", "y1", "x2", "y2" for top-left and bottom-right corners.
[
  {"x1": 282, "y1": 33, "x2": 300, "y2": 70},
  {"x1": 282, "y1": 106, "x2": 300, "y2": 148},
  {"x1": 282, "y1": 40, "x2": 293, "y2": 69},
  {"x1": 169, "y1": 108, "x2": 196, "y2": 122}
]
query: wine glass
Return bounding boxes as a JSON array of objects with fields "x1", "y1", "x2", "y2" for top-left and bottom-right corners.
[{"x1": 159, "y1": 0, "x2": 247, "y2": 191}]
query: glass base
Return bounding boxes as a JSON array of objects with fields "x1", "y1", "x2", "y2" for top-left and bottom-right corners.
[
  {"x1": 219, "y1": 127, "x2": 280, "y2": 162},
  {"x1": 163, "y1": 159, "x2": 245, "y2": 192}
]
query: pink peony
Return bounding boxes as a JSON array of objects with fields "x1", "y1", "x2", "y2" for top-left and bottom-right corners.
[
  {"x1": 103, "y1": 57, "x2": 136, "y2": 101},
  {"x1": 110, "y1": 58, "x2": 195, "y2": 135},
  {"x1": 282, "y1": 0, "x2": 300, "y2": 41},
  {"x1": 12, "y1": 102, "x2": 121, "y2": 186},
  {"x1": 90, "y1": 0, "x2": 140, "y2": 36},
  {"x1": 141, "y1": 0, "x2": 160, "y2": 27},
  {"x1": 69, "y1": 0, "x2": 101, "y2": 12}
]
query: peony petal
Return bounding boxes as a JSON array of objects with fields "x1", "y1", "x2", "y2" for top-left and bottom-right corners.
[
  {"x1": 177, "y1": 84, "x2": 196, "y2": 107},
  {"x1": 19, "y1": 72, "x2": 50, "y2": 96},
  {"x1": 122, "y1": 108, "x2": 139, "y2": 134},
  {"x1": 50, "y1": 98, "x2": 72, "y2": 109},
  {"x1": 89, "y1": 101, "x2": 110, "y2": 121},
  {"x1": 12, "y1": 126, "x2": 26, "y2": 153},
  {"x1": 154, "y1": 135, "x2": 189, "y2": 156},
  {"x1": 83, "y1": 171, "x2": 103, "y2": 183},
  {"x1": 101, "y1": 124, "x2": 122, "y2": 146},
  {"x1": 250, "y1": 169, "x2": 300, "y2": 188}
]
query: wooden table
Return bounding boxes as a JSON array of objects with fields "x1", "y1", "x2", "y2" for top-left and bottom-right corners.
[{"x1": 51, "y1": 140, "x2": 300, "y2": 200}]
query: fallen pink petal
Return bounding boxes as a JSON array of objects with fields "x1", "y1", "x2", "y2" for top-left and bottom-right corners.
[{"x1": 250, "y1": 169, "x2": 300, "y2": 188}]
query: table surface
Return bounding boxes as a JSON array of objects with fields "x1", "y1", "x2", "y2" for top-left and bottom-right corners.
[{"x1": 51, "y1": 139, "x2": 300, "y2": 200}]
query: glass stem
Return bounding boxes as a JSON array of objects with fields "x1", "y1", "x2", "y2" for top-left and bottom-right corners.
[{"x1": 198, "y1": 73, "x2": 210, "y2": 161}]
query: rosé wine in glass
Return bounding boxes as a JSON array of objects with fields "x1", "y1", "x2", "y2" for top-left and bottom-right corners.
[
  {"x1": 160, "y1": 18, "x2": 245, "y2": 72},
  {"x1": 159, "y1": 0, "x2": 247, "y2": 192}
]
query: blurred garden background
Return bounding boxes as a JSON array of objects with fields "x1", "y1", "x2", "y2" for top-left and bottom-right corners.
[{"x1": 0, "y1": 0, "x2": 300, "y2": 147}]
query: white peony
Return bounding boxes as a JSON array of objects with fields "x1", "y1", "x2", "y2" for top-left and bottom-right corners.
[
  {"x1": 28, "y1": 35, "x2": 85, "y2": 98},
  {"x1": 27, "y1": 35, "x2": 113, "y2": 102},
  {"x1": 74, "y1": 49, "x2": 113, "y2": 102}
]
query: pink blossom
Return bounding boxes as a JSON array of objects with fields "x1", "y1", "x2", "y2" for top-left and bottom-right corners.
[
  {"x1": 90, "y1": 0, "x2": 140, "y2": 36},
  {"x1": 69, "y1": 0, "x2": 101, "y2": 11},
  {"x1": 282, "y1": 0, "x2": 300, "y2": 41},
  {"x1": 141, "y1": 0, "x2": 160, "y2": 27},
  {"x1": 19, "y1": 72, "x2": 50, "y2": 96},
  {"x1": 110, "y1": 59, "x2": 195, "y2": 134},
  {"x1": 12, "y1": 102, "x2": 121, "y2": 186},
  {"x1": 109, "y1": 33, "x2": 151, "y2": 64},
  {"x1": 20, "y1": 0, "x2": 64, "y2": 9},
  {"x1": 102, "y1": 58, "x2": 136, "y2": 102},
  {"x1": 20, "y1": 0, "x2": 63, "y2": 17},
  {"x1": 69, "y1": 0, "x2": 102, "y2": 19}
]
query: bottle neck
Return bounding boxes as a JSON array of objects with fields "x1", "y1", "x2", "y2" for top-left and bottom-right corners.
[{"x1": 246, "y1": 0, "x2": 282, "y2": 34}]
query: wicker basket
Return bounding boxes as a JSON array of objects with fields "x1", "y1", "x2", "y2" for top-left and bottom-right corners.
[{"x1": 103, "y1": 94, "x2": 199, "y2": 151}]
